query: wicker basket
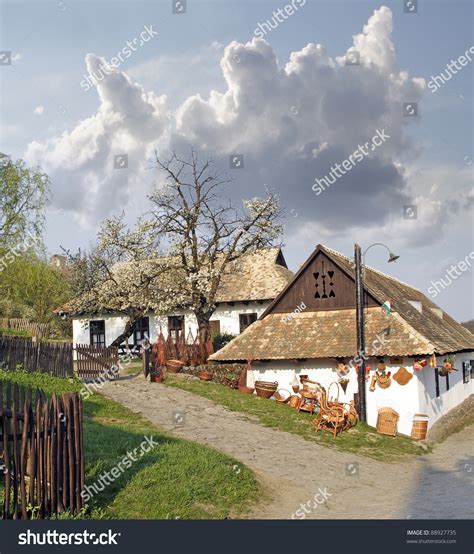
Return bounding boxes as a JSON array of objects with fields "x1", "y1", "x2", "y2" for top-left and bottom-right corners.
[
  {"x1": 376, "y1": 407, "x2": 399, "y2": 436},
  {"x1": 255, "y1": 381, "x2": 278, "y2": 399},
  {"x1": 288, "y1": 395, "x2": 301, "y2": 408},
  {"x1": 166, "y1": 359, "x2": 184, "y2": 373},
  {"x1": 411, "y1": 414, "x2": 429, "y2": 440},
  {"x1": 274, "y1": 389, "x2": 291, "y2": 403}
]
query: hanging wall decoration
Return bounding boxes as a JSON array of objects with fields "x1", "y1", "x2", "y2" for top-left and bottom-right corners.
[
  {"x1": 429, "y1": 353, "x2": 437, "y2": 368},
  {"x1": 376, "y1": 370, "x2": 392, "y2": 389},
  {"x1": 413, "y1": 359, "x2": 427, "y2": 371},
  {"x1": 393, "y1": 366, "x2": 413, "y2": 386},
  {"x1": 338, "y1": 377, "x2": 349, "y2": 393}
]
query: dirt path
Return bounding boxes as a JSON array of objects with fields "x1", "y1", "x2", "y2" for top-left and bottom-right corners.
[{"x1": 100, "y1": 375, "x2": 474, "y2": 519}]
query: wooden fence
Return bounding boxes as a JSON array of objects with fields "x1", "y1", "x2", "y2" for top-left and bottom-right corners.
[
  {"x1": 144, "y1": 329, "x2": 214, "y2": 376},
  {"x1": 0, "y1": 381, "x2": 84, "y2": 519},
  {"x1": 0, "y1": 337, "x2": 73, "y2": 378},
  {"x1": 75, "y1": 344, "x2": 119, "y2": 380},
  {"x1": 0, "y1": 319, "x2": 50, "y2": 339}
]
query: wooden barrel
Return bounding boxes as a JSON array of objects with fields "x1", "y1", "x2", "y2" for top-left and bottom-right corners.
[{"x1": 411, "y1": 413, "x2": 429, "y2": 440}]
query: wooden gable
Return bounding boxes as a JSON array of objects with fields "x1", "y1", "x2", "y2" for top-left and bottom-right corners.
[{"x1": 264, "y1": 248, "x2": 379, "y2": 315}]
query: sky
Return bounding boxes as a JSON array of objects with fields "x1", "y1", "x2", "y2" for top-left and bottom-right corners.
[{"x1": 0, "y1": 0, "x2": 473, "y2": 321}]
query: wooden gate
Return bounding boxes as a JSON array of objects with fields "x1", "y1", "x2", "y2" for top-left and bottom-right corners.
[
  {"x1": 74, "y1": 344, "x2": 119, "y2": 380},
  {"x1": 0, "y1": 381, "x2": 84, "y2": 519}
]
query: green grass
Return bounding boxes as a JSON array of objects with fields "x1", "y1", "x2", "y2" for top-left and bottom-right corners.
[
  {"x1": 165, "y1": 375, "x2": 428, "y2": 462},
  {"x1": 0, "y1": 370, "x2": 261, "y2": 519}
]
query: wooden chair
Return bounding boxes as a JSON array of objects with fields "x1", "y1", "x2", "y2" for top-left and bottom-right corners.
[{"x1": 314, "y1": 390, "x2": 346, "y2": 438}]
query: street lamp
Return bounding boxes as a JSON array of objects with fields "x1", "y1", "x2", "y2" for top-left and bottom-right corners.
[{"x1": 354, "y1": 243, "x2": 399, "y2": 423}]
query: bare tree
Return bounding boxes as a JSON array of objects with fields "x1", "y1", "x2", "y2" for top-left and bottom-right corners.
[
  {"x1": 148, "y1": 149, "x2": 283, "y2": 343},
  {"x1": 64, "y1": 149, "x2": 282, "y2": 347}
]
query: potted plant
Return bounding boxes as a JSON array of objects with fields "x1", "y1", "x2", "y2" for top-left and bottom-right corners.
[{"x1": 439, "y1": 356, "x2": 456, "y2": 376}]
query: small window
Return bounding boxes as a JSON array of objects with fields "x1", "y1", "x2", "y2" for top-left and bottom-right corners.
[
  {"x1": 463, "y1": 361, "x2": 471, "y2": 384},
  {"x1": 239, "y1": 313, "x2": 257, "y2": 333},
  {"x1": 168, "y1": 315, "x2": 184, "y2": 341},
  {"x1": 133, "y1": 316, "x2": 150, "y2": 346},
  {"x1": 90, "y1": 320, "x2": 106, "y2": 347}
]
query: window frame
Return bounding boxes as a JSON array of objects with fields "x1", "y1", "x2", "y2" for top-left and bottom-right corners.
[
  {"x1": 89, "y1": 319, "x2": 106, "y2": 347},
  {"x1": 239, "y1": 313, "x2": 258, "y2": 334}
]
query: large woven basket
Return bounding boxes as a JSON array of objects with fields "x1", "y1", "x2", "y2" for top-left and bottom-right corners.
[
  {"x1": 376, "y1": 407, "x2": 399, "y2": 436},
  {"x1": 255, "y1": 381, "x2": 278, "y2": 399},
  {"x1": 166, "y1": 359, "x2": 184, "y2": 373}
]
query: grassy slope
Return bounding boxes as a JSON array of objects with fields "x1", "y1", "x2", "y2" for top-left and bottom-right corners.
[
  {"x1": 0, "y1": 370, "x2": 260, "y2": 519},
  {"x1": 165, "y1": 376, "x2": 428, "y2": 462}
]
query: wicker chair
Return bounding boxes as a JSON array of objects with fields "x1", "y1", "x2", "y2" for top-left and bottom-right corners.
[{"x1": 314, "y1": 391, "x2": 346, "y2": 438}]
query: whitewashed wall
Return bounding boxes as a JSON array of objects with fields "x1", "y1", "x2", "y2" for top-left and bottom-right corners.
[
  {"x1": 72, "y1": 301, "x2": 269, "y2": 346},
  {"x1": 417, "y1": 351, "x2": 473, "y2": 425},
  {"x1": 249, "y1": 354, "x2": 473, "y2": 436}
]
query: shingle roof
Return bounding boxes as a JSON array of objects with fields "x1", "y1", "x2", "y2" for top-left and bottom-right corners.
[
  {"x1": 319, "y1": 246, "x2": 474, "y2": 355},
  {"x1": 209, "y1": 308, "x2": 433, "y2": 361},
  {"x1": 215, "y1": 248, "x2": 293, "y2": 302},
  {"x1": 210, "y1": 244, "x2": 474, "y2": 361}
]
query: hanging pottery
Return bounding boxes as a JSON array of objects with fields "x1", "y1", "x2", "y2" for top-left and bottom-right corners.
[
  {"x1": 377, "y1": 359, "x2": 386, "y2": 371},
  {"x1": 393, "y1": 367, "x2": 413, "y2": 386},
  {"x1": 369, "y1": 375, "x2": 377, "y2": 392},
  {"x1": 338, "y1": 377, "x2": 349, "y2": 393},
  {"x1": 356, "y1": 365, "x2": 371, "y2": 382},
  {"x1": 336, "y1": 360, "x2": 350, "y2": 377},
  {"x1": 429, "y1": 353, "x2": 437, "y2": 368},
  {"x1": 376, "y1": 370, "x2": 392, "y2": 389},
  {"x1": 413, "y1": 358, "x2": 427, "y2": 371}
]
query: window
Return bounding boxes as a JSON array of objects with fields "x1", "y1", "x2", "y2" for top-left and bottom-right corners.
[
  {"x1": 90, "y1": 320, "x2": 105, "y2": 347},
  {"x1": 133, "y1": 317, "x2": 150, "y2": 346},
  {"x1": 168, "y1": 315, "x2": 184, "y2": 341},
  {"x1": 239, "y1": 313, "x2": 257, "y2": 333},
  {"x1": 462, "y1": 361, "x2": 471, "y2": 384}
]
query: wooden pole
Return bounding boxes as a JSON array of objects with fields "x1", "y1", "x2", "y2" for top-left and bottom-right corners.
[{"x1": 354, "y1": 244, "x2": 367, "y2": 423}]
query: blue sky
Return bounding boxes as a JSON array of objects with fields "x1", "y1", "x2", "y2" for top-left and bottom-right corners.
[{"x1": 1, "y1": 0, "x2": 473, "y2": 320}]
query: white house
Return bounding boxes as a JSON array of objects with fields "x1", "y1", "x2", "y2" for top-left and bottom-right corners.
[
  {"x1": 63, "y1": 248, "x2": 293, "y2": 348},
  {"x1": 209, "y1": 245, "x2": 474, "y2": 436}
]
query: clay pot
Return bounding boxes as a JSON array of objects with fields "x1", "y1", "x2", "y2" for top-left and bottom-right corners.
[{"x1": 197, "y1": 369, "x2": 213, "y2": 381}]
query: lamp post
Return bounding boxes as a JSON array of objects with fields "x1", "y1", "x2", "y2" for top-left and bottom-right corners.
[{"x1": 354, "y1": 243, "x2": 399, "y2": 423}]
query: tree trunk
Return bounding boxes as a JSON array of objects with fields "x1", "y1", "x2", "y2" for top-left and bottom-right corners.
[
  {"x1": 109, "y1": 311, "x2": 144, "y2": 348},
  {"x1": 196, "y1": 314, "x2": 211, "y2": 344}
]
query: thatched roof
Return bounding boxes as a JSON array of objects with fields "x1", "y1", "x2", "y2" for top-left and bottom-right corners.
[
  {"x1": 57, "y1": 247, "x2": 293, "y2": 315},
  {"x1": 210, "y1": 244, "x2": 474, "y2": 361}
]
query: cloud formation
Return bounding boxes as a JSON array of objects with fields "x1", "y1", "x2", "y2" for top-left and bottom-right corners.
[{"x1": 27, "y1": 6, "x2": 464, "y2": 245}]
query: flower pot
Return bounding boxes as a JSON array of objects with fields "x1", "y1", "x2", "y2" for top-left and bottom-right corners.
[
  {"x1": 238, "y1": 385, "x2": 254, "y2": 394},
  {"x1": 197, "y1": 369, "x2": 213, "y2": 381},
  {"x1": 150, "y1": 373, "x2": 164, "y2": 383}
]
